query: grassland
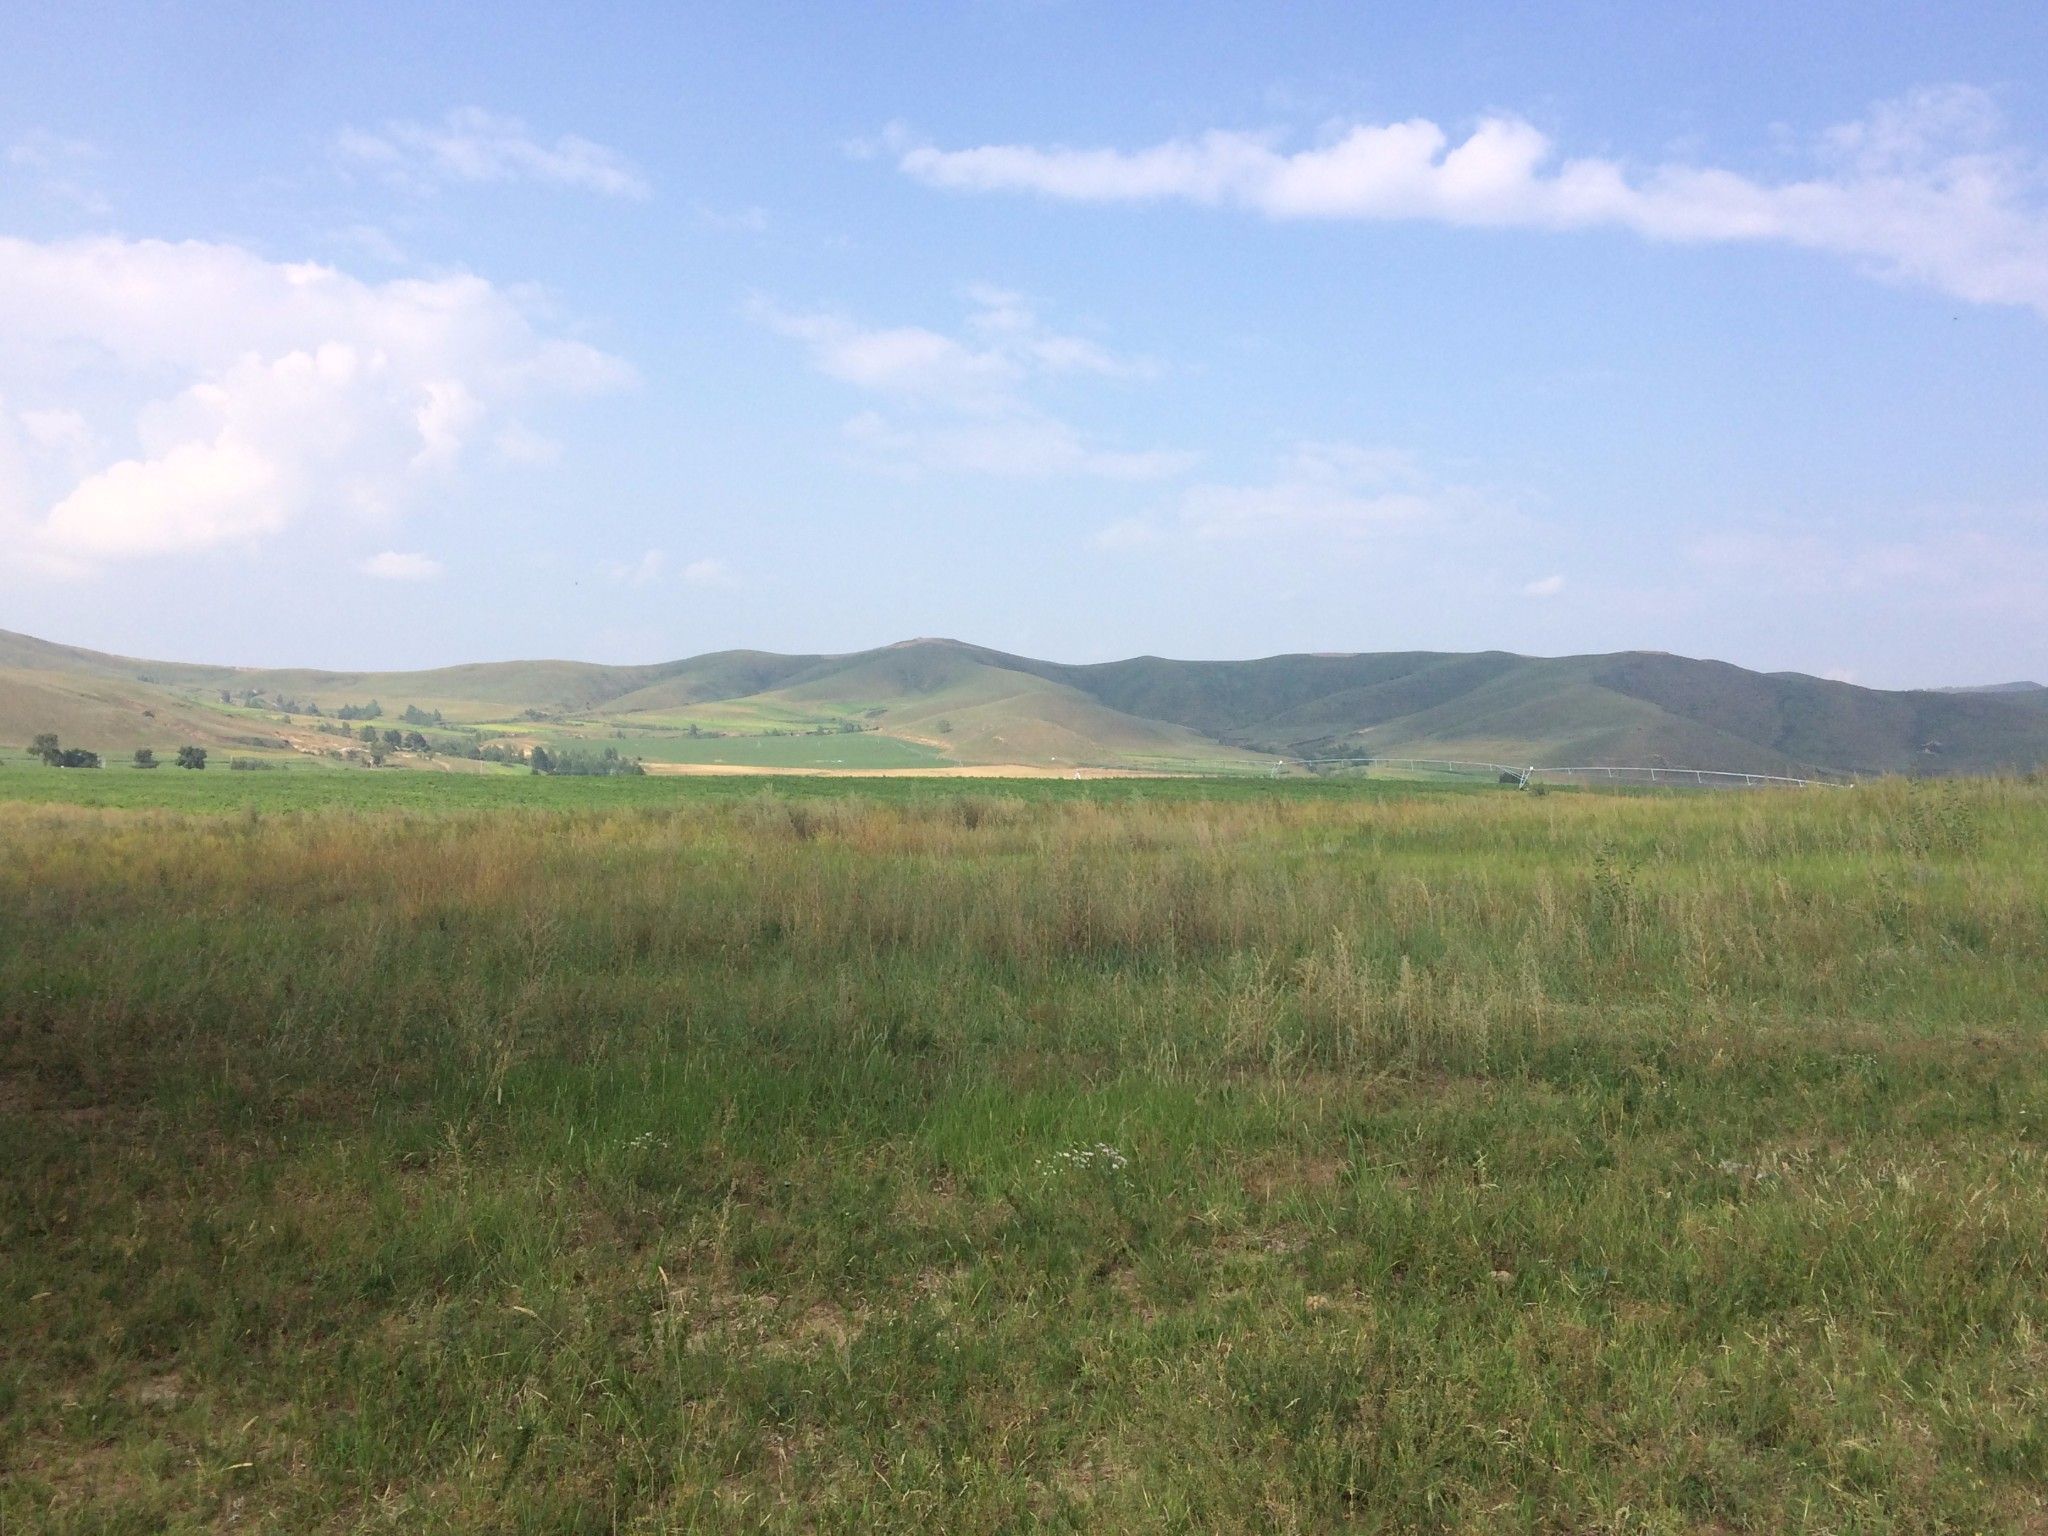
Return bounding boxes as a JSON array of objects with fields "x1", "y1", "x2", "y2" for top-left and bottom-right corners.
[
  {"x1": 3, "y1": 772, "x2": 2046, "y2": 1531},
  {"x1": 19, "y1": 625, "x2": 2048, "y2": 780}
]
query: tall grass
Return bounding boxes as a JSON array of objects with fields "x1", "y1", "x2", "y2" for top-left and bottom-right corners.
[{"x1": 2, "y1": 777, "x2": 2045, "y2": 1530}]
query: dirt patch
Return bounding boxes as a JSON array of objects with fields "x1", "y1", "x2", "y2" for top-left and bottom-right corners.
[
  {"x1": 129, "y1": 1372, "x2": 186, "y2": 1410},
  {"x1": 1242, "y1": 1152, "x2": 1348, "y2": 1202},
  {"x1": 658, "y1": 1285, "x2": 869, "y2": 1358}
]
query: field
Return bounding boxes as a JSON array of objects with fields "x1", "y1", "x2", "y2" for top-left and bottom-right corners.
[
  {"x1": 532, "y1": 730, "x2": 953, "y2": 771},
  {"x1": 3, "y1": 771, "x2": 2046, "y2": 1531}
]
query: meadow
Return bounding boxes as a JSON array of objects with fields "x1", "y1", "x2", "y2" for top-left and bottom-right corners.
[{"x1": 2, "y1": 772, "x2": 2045, "y2": 1532}]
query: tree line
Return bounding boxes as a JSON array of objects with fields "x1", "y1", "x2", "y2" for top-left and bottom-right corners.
[{"x1": 30, "y1": 735, "x2": 207, "y2": 769}]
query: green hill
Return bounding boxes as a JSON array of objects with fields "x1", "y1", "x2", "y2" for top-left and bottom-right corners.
[{"x1": 4, "y1": 628, "x2": 2046, "y2": 777}]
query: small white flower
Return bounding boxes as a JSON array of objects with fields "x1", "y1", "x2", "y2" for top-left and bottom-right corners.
[{"x1": 1035, "y1": 1142, "x2": 1130, "y2": 1178}]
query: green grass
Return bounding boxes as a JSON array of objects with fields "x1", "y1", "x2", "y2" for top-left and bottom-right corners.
[
  {"x1": 3, "y1": 775, "x2": 2046, "y2": 1531},
  {"x1": 0, "y1": 756, "x2": 1363, "y2": 812},
  {"x1": 540, "y1": 729, "x2": 951, "y2": 769}
]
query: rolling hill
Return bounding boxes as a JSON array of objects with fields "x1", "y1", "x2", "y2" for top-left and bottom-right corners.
[{"x1": 4, "y1": 627, "x2": 2047, "y2": 778}]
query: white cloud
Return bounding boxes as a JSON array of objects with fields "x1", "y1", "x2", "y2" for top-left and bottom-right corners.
[
  {"x1": 494, "y1": 423, "x2": 563, "y2": 465},
  {"x1": 1091, "y1": 517, "x2": 1163, "y2": 551},
  {"x1": 1180, "y1": 443, "x2": 1477, "y2": 541},
  {"x1": 18, "y1": 408, "x2": 94, "y2": 459},
  {"x1": 0, "y1": 234, "x2": 630, "y2": 574},
  {"x1": 842, "y1": 409, "x2": 1193, "y2": 481},
  {"x1": 1687, "y1": 520, "x2": 2048, "y2": 610},
  {"x1": 7, "y1": 130, "x2": 97, "y2": 170},
  {"x1": 6, "y1": 130, "x2": 110, "y2": 214},
  {"x1": 755, "y1": 303, "x2": 1019, "y2": 402},
  {"x1": 602, "y1": 548, "x2": 668, "y2": 586},
  {"x1": 757, "y1": 288, "x2": 1182, "y2": 480},
  {"x1": 696, "y1": 203, "x2": 770, "y2": 233},
  {"x1": 1102, "y1": 442, "x2": 1519, "y2": 548},
  {"x1": 359, "y1": 550, "x2": 443, "y2": 581},
  {"x1": 600, "y1": 550, "x2": 736, "y2": 589},
  {"x1": 330, "y1": 223, "x2": 407, "y2": 265},
  {"x1": 897, "y1": 85, "x2": 2048, "y2": 317},
  {"x1": 1523, "y1": 574, "x2": 1566, "y2": 598},
  {"x1": 338, "y1": 107, "x2": 650, "y2": 199},
  {"x1": 681, "y1": 557, "x2": 736, "y2": 588}
]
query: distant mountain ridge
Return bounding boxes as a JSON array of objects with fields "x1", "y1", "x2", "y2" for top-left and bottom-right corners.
[{"x1": 4, "y1": 627, "x2": 2047, "y2": 777}]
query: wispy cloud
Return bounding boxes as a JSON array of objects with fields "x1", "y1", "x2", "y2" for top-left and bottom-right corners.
[
  {"x1": 681, "y1": 557, "x2": 736, "y2": 588},
  {"x1": 359, "y1": 550, "x2": 443, "y2": 581},
  {"x1": 1523, "y1": 574, "x2": 1566, "y2": 598},
  {"x1": 6, "y1": 130, "x2": 110, "y2": 214},
  {"x1": 337, "y1": 107, "x2": 650, "y2": 199},
  {"x1": 602, "y1": 548, "x2": 667, "y2": 586},
  {"x1": 1177, "y1": 444, "x2": 1454, "y2": 541},
  {"x1": 1101, "y1": 442, "x2": 1516, "y2": 548},
  {"x1": 695, "y1": 203, "x2": 770, "y2": 233},
  {"x1": 601, "y1": 550, "x2": 737, "y2": 589},
  {"x1": 494, "y1": 424, "x2": 562, "y2": 465},
  {"x1": 896, "y1": 85, "x2": 2048, "y2": 318},
  {"x1": 1687, "y1": 517, "x2": 2048, "y2": 612},
  {"x1": 755, "y1": 287, "x2": 1186, "y2": 480}
]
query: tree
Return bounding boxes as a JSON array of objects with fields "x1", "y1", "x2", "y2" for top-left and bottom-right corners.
[
  {"x1": 359, "y1": 725, "x2": 379, "y2": 745},
  {"x1": 381, "y1": 728, "x2": 402, "y2": 749},
  {"x1": 54, "y1": 747, "x2": 101, "y2": 768},
  {"x1": 402, "y1": 730, "x2": 430, "y2": 753},
  {"x1": 31, "y1": 732, "x2": 60, "y2": 765},
  {"x1": 177, "y1": 745, "x2": 207, "y2": 770},
  {"x1": 529, "y1": 745, "x2": 555, "y2": 774},
  {"x1": 133, "y1": 748, "x2": 159, "y2": 769}
]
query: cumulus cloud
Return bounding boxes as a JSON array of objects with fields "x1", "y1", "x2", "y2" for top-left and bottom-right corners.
[
  {"x1": 337, "y1": 107, "x2": 650, "y2": 199},
  {"x1": 0, "y1": 234, "x2": 629, "y2": 575},
  {"x1": 896, "y1": 85, "x2": 2048, "y2": 317},
  {"x1": 359, "y1": 550, "x2": 443, "y2": 581},
  {"x1": 756, "y1": 288, "x2": 1185, "y2": 480}
]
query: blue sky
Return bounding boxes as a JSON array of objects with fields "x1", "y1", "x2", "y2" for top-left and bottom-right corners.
[{"x1": 2, "y1": 1, "x2": 2045, "y2": 686}]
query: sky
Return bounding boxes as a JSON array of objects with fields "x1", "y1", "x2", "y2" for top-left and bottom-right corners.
[{"x1": 2, "y1": 1, "x2": 2046, "y2": 687}]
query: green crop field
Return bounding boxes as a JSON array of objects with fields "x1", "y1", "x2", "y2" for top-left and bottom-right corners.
[
  {"x1": 4, "y1": 772, "x2": 2046, "y2": 1531},
  {"x1": 539, "y1": 730, "x2": 953, "y2": 770}
]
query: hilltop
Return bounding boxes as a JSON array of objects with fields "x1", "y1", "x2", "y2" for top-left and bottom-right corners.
[{"x1": 4, "y1": 628, "x2": 2047, "y2": 777}]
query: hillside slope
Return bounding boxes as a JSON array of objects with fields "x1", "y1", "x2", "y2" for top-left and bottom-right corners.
[
  {"x1": 989, "y1": 645, "x2": 2048, "y2": 776},
  {"x1": 4, "y1": 628, "x2": 2047, "y2": 777}
]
